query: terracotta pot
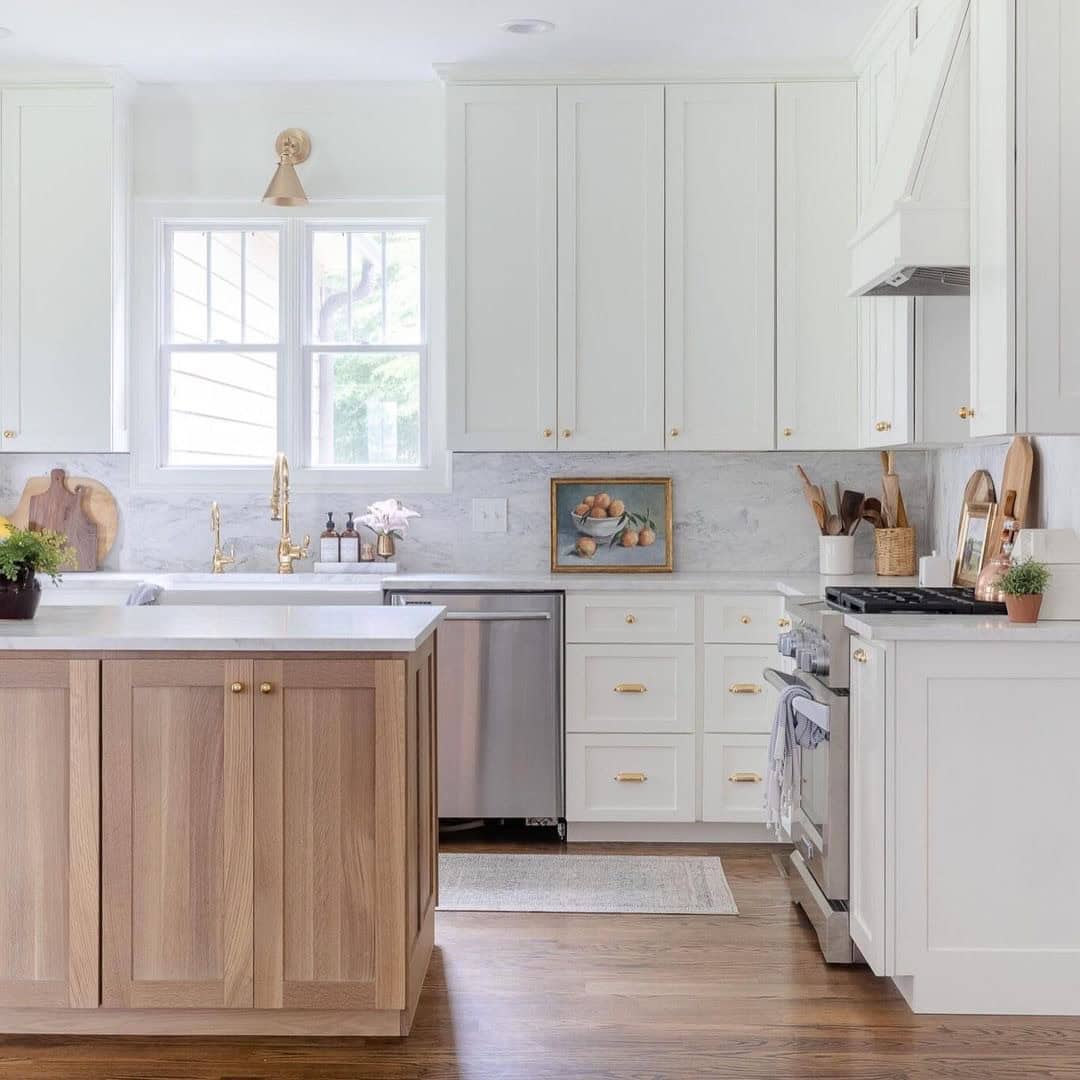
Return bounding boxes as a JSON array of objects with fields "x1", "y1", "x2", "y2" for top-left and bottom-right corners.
[
  {"x1": 1004, "y1": 593, "x2": 1043, "y2": 624},
  {"x1": 0, "y1": 569, "x2": 41, "y2": 620}
]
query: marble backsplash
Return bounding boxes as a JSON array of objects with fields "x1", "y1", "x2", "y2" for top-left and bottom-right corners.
[
  {"x1": 929, "y1": 436, "x2": 1080, "y2": 560},
  {"x1": 0, "y1": 450, "x2": 932, "y2": 575}
]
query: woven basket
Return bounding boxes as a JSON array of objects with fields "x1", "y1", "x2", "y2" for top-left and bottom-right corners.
[{"x1": 874, "y1": 527, "x2": 916, "y2": 576}]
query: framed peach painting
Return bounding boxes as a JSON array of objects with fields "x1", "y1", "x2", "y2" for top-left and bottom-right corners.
[{"x1": 550, "y1": 477, "x2": 673, "y2": 573}]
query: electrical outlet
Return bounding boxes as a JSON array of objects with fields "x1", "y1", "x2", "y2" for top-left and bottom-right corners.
[{"x1": 472, "y1": 497, "x2": 508, "y2": 533}]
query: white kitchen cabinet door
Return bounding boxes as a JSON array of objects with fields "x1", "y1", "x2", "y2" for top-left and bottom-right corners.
[
  {"x1": 969, "y1": 0, "x2": 1016, "y2": 437},
  {"x1": 776, "y1": 82, "x2": 859, "y2": 450},
  {"x1": 665, "y1": 84, "x2": 774, "y2": 451},
  {"x1": 557, "y1": 85, "x2": 664, "y2": 451},
  {"x1": 701, "y1": 733, "x2": 769, "y2": 823},
  {"x1": 848, "y1": 637, "x2": 889, "y2": 976},
  {"x1": 860, "y1": 297, "x2": 913, "y2": 446},
  {"x1": 914, "y1": 296, "x2": 971, "y2": 444},
  {"x1": 447, "y1": 85, "x2": 557, "y2": 450},
  {"x1": 1015, "y1": 0, "x2": 1080, "y2": 433},
  {"x1": 0, "y1": 87, "x2": 124, "y2": 452}
]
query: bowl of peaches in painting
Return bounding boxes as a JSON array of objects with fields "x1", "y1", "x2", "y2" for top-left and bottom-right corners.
[{"x1": 550, "y1": 478, "x2": 673, "y2": 573}]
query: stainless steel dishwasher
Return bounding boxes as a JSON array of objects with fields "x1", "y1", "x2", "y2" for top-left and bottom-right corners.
[{"x1": 385, "y1": 590, "x2": 564, "y2": 827}]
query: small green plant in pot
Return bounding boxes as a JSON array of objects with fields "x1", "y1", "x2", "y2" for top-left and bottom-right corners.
[
  {"x1": 996, "y1": 557, "x2": 1051, "y2": 624},
  {"x1": 0, "y1": 527, "x2": 73, "y2": 619}
]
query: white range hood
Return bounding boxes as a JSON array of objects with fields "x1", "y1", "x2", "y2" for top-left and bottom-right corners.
[{"x1": 850, "y1": 0, "x2": 970, "y2": 297}]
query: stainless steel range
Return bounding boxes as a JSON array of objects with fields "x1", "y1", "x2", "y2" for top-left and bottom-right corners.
[{"x1": 767, "y1": 596, "x2": 854, "y2": 963}]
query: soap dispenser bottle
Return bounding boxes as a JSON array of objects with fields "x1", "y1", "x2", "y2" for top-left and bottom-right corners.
[
  {"x1": 340, "y1": 512, "x2": 361, "y2": 563},
  {"x1": 320, "y1": 513, "x2": 340, "y2": 563}
]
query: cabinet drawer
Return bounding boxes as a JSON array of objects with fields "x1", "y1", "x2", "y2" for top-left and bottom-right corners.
[
  {"x1": 703, "y1": 644, "x2": 778, "y2": 733},
  {"x1": 566, "y1": 734, "x2": 694, "y2": 821},
  {"x1": 566, "y1": 592, "x2": 695, "y2": 643},
  {"x1": 701, "y1": 733, "x2": 769, "y2": 822},
  {"x1": 703, "y1": 593, "x2": 785, "y2": 643},
  {"x1": 566, "y1": 644, "x2": 694, "y2": 734}
]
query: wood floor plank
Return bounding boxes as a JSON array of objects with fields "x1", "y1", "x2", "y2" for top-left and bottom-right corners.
[{"x1": 0, "y1": 841, "x2": 1077, "y2": 1079}]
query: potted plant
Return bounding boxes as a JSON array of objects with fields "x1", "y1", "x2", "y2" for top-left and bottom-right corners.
[
  {"x1": 0, "y1": 527, "x2": 73, "y2": 619},
  {"x1": 996, "y1": 557, "x2": 1051, "y2": 624},
  {"x1": 358, "y1": 499, "x2": 420, "y2": 561}
]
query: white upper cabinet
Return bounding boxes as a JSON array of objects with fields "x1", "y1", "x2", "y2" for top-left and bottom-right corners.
[
  {"x1": 0, "y1": 86, "x2": 127, "y2": 452},
  {"x1": 665, "y1": 84, "x2": 775, "y2": 451},
  {"x1": 776, "y1": 81, "x2": 859, "y2": 450},
  {"x1": 972, "y1": 0, "x2": 1080, "y2": 436},
  {"x1": 557, "y1": 85, "x2": 664, "y2": 451},
  {"x1": 447, "y1": 85, "x2": 557, "y2": 450}
]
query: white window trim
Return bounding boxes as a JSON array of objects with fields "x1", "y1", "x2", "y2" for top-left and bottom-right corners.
[{"x1": 131, "y1": 199, "x2": 449, "y2": 493}]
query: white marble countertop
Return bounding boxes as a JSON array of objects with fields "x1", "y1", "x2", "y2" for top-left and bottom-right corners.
[
  {"x1": 844, "y1": 612, "x2": 1080, "y2": 642},
  {"x1": 0, "y1": 604, "x2": 444, "y2": 652}
]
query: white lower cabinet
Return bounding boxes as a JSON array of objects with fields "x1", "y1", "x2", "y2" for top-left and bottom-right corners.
[
  {"x1": 703, "y1": 644, "x2": 777, "y2": 734},
  {"x1": 701, "y1": 733, "x2": 769, "y2": 823},
  {"x1": 848, "y1": 637, "x2": 888, "y2": 975},
  {"x1": 566, "y1": 733, "x2": 694, "y2": 822},
  {"x1": 566, "y1": 645, "x2": 694, "y2": 734}
]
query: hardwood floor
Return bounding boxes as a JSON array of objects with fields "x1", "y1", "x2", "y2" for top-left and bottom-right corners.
[{"x1": 2, "y1": 839, "x2": 1078, "y2": 1079}]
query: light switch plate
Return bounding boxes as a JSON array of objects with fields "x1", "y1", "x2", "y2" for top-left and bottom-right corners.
[{"x1": 472, "y1": 497, "x2": 508, "y2": 533}]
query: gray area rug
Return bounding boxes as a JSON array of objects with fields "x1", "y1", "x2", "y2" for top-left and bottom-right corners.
[{"x1": 437, "y1": 853, "x2": 738, "y2": 915}]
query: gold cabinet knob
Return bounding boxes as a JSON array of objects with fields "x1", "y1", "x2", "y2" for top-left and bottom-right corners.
[
  {"x1": 230, "y1": 682, "x2": 244, "y2": 693},
  {"x1": 561, "y1": 428, "x2": 572, "y2": 438},
  {"x1": 2, "y1": 430, "x2": 14, "y2": 439},
  {"x1": 728, "y1": 771, "x2": 763, "y2": 783},
  {"x1": 614, "y1": 772, "x2": 647, "y2": 783},
  {"x1": 875, "y1": 420, "x2": 892, "y2": 432},
  {"x1": 670, "y1": 427, "x2": 680, "y2": 437},
  {"x1": 728, "y1": 683, "x2": 763, "y2": 695},
  {"x1": 739, "y1": 615, "x2": 752, "y2": 625},
  {"x1": 778, "y1": 617, "x2": 791, "y2": 629},
  {"x1": 956, "y1": 406, "x2": 975, "y2": 420},
  {"x1": 259, "y1": 682, "x2": 273, "y2": 694},
  {"x1": 542, "y1": 427, "x2": 553, "y2": 438},
  {"x1": 625, "y1": 613, "x2": 637, "y2": 624},
  {"x1": 853, "y1": 648, "x2": 868, "y2": 664},
  {"x1": 782, "y1": 427, "x2": 793, "y2": 437}
]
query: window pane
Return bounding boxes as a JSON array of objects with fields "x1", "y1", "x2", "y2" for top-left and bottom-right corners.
[
  {"x1": 209, "y1": 231, "x2": 242, "y2": 343},
  {"x1": 167, "y1": 350, "x2": 277, "y2": 465},
  {"x1": 244, "y1": 231, "x2": 280, "y2": 344},
  {"x1": 309, "y1": 228, "x2": 422, "y2": 346},
  {"x1": 385, "y1": 230, "x2": 422, "y2": 343},
  {"x1": 170, "y1": 230, "x2": 208, "y2": 343},
  {"x1": 169, "y1": 228, "x2": 279, "y2": 346},
  {"x1": 310, "y1": 351, "x2": 420, "y2": 466}
]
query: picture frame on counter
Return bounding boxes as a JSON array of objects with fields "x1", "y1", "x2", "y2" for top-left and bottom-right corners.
[
  {"x1": 550, "y1": 477, "x2": 673, "y2": 573},
  {"x1": 954, "y1": 501, "x2": 995, "y2": 588}
]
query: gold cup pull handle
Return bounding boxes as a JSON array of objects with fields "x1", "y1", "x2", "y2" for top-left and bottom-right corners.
[
  {"x1": 729, "y1": 771, "x2": 763, "y2": 783},
  {"x1": 613, "y1": 683, "x2": 647, "y2": 694},
  {"x1": 614, "y1": 772, "x2": 647, "y2": 783},
  {"x1": 728, "y1": 683, "x2": 763, "y2": 695}
]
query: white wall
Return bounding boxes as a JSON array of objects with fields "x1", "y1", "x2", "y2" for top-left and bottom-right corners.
[{"x1": 133, "y1": 81, "x2": 444, "y2": 200}]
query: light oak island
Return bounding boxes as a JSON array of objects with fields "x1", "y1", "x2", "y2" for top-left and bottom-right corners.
[{"x1": 0, "y1": 604, "x2": 441, "y2": 1036}]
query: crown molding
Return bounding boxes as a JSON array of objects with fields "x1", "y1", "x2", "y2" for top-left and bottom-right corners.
[
  {"x1": 0, "y1": 64, "x2": 136, "y2": 92},
  {"x1": 433, "y1": 60, "x2": 857, "y2": 85}
]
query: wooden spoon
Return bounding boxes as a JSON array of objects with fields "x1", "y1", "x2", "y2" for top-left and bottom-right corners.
[{"x1": 841, "y1": 490, "x2": 864, "y2": 535}]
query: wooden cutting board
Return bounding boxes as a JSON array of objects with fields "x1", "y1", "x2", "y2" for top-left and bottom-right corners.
[
  {"x1": 984, "y1": 436, "x2": 1035, "y2": 567},
  {"x1": 11, "y1": 470, "x2": 118, "y2": 570}
]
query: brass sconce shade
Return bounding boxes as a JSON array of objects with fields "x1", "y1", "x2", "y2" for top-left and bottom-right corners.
[{"x1": 263, "y1": 128, "x2": 311, "y2": 206}]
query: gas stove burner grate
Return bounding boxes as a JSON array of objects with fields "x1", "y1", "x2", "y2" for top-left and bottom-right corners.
[{"x1": 824, "y1": 586, "x2": 1007, "y2": 615}]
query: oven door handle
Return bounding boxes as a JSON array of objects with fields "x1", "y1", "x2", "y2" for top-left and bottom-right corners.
[{"x1": 763, "y1": 667, "x2": 802, "y2": 693}]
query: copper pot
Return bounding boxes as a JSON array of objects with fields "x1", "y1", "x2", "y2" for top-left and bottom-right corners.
[{"x1": 1004, "y1": 593, "x2": 1042, "y2": 624}]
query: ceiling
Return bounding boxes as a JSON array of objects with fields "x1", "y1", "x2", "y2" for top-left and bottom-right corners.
[{"x1": 0, "y1": 0, "x2": 886, "y2": 82}]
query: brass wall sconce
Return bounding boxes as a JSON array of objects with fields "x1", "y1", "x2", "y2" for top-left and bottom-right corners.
[{"x1": 262, "y1": 128, "x2": 311, "y2": 206}]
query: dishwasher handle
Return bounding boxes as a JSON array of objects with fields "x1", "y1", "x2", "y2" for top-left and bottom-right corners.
[{"x1": 443, "y1": 611, "x2": 552, "y2": 622}]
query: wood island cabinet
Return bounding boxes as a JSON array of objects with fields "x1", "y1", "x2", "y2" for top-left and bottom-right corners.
[{"x1": 0, "y1": 641, "x2": 437, "y2": 1036}]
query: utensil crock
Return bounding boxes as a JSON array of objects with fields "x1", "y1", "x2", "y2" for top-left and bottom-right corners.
[{"x1": 819, "y1": 535, "x2": 856, "y2": 575}]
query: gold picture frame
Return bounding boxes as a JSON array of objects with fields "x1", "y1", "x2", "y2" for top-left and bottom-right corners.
[
  {"x1": 550, "y1": 477, "x2": 673, "y2": 573},
  {"x1": 954, "y1": 501, "x2": 995, "y2": 588}
]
